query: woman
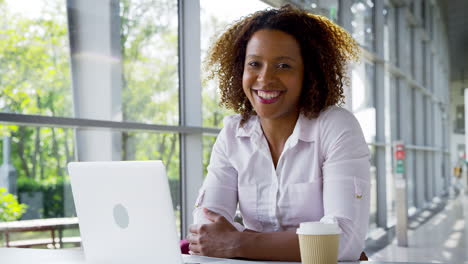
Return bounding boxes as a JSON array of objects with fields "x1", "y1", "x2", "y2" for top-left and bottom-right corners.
[{"x1": 187, "y1": 5, "x2": 370, "y2": 262}]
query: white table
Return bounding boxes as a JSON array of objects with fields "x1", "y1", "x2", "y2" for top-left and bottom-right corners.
[{"x1": 0, "y1": 248, "x2": 440, "y2": 264}]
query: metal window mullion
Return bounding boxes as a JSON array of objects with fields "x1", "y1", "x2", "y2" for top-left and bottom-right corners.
[
  {"x1": 0, "y1": 113, "x2": 220, "y2": 135},
  {"x1": 178, "y1": 0, "x2": 203, "y2": 239},
  {"x1": 374, "y1": 0, "x2": 387, "y2": 228},
  {"x1": 413, "y1": 24, "x2": 426, "y2": 208}
]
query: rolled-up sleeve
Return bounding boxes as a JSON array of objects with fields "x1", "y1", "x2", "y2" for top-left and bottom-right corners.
[
  {"x1": 319, "y1": 108, "x2": 371, "y2": 261},
  {"x1": 192, "y1": 119, "x2": 245, "y2": 231}
]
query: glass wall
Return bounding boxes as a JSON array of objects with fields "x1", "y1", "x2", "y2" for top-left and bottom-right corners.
[
  {"x1": 0, "y1": 0, "x2": 76, "y2": 248},
  {"x1": 0, "y1": 123, "x2": 77, "y2": 248},
  {"x1": 347, "y1": 0, "x2": 450, "y2": 229},
  {"x1": 0, "y1": 125, "x2": 75, "y2": 217},
  {"x1": 0, "y1": 0, "x2": 72, "y2": 117},
  {"x1": 120, "y1": 0, "x2": 179, "y2": 125}
]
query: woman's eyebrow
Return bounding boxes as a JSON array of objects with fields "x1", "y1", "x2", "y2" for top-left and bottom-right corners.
[
  {"x1": 274, "y1": 56, "x2": 297, "y2": 62},
  {"x1": 245, "y1": 54, "x2": 261, "y2": 59},
  {"x1": 245, "y1": 54, "x2": 297, "y2": 62}
]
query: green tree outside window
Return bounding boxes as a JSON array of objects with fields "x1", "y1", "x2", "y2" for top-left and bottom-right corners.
[{"x1": 0, "y1": 188, "x2": 28, "y2": 222}]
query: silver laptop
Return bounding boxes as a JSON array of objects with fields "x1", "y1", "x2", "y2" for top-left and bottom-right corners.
[{"x1": 68, "y1": 161, "x2": 219, "y2": 264}]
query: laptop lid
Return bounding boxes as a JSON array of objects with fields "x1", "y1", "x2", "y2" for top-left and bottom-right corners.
[{"x1": 68, "y1": 161, "x2": 182, "y2": 264}]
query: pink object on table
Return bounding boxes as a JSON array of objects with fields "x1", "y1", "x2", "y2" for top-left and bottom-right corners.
[{"x1": 180, "y1": 239, "x2": 190, "y2": 254}]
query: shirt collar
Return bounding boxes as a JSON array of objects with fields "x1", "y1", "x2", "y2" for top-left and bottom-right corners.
[
  {"x1": 235, "y1": 115, "x2": 261, "y2": 138},
  {"x1": 296, "y1": 114, "x2": 315, "y2": 143},
  {"x1": 235, "y1": 114, "x2": 315, "y2": 143}
]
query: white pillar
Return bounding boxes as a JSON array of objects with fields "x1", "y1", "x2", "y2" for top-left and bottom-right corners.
[{"x1": 67, "y1": 0, "x2": 122, "y2": 162}]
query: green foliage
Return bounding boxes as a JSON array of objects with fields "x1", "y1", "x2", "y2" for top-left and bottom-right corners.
[
  {"x1": 17, "y1": 177, "x2": 68, "y2": 218},
  {"x1": 120, "y1": 0, "x2": 179, "y2": 125},
  {"x1": 0, "y1": 1, "x2": 72, "y2": 117},
  {"x1": 0, "y1": 188, "x2": 28, "y2": 222}
]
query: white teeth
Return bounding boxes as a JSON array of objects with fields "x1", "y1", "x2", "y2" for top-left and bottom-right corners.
[{"x1": 257, "y1": 90, "x2": 281, "y2": 99}]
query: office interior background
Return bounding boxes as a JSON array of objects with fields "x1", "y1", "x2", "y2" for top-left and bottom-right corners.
[{"x1": 0, "y1": 0, "x2": 467, "y2": 261}]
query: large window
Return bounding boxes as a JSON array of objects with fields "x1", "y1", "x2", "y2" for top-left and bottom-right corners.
[
  {"x1": 0, "y1": 0, "x2": 76, "y2": 248},
  {"x1": 0, "y1": 124, "x2": 77, "y2": 248},
  {"x1": 0, "y1": 125, "x2": 75, "y2": 218},
  {"x1": 0, "y1": 0, "x2": 72, "y2": 118},
  {"x1": 121, "y1": 0, "x2": 179, "y2": 125}
]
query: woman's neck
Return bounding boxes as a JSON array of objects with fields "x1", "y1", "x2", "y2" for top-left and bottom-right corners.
[{"x1": 259, "y1": 112, "x2": 299, "y2": 166}]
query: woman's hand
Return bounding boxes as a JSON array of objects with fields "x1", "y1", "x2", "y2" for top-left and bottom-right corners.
[{"x1": 187, "y1": 208, "x2": 241, "y2": 258}]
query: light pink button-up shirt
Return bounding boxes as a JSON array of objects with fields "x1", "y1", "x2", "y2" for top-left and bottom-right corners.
[{"x1": 193, "y1": 106, "x2": 370, "y2": 261}]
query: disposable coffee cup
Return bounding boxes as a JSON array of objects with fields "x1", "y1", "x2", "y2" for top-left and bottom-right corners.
[{"x1": 296, "y1": 222, "x2": 341, "y2": 264}]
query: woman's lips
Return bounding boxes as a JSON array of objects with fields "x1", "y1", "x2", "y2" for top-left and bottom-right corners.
[{"x1": 253, "y1": 90, "x2": 283, "y2": 104}]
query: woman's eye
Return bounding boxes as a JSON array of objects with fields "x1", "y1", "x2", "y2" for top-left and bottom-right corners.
[
  {"x1": 248, "y1": 61, "x2": 259, "y2": 67},
  {"x1": 278, "y1": 63, "x2": 291, "y2": 69}
]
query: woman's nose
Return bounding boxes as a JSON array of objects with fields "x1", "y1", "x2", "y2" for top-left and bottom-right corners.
[{"x1": 257, "y1": 66, "x2": 275, "y2": 84}]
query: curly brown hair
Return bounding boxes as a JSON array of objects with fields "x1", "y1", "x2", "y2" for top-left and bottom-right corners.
[{"x1": 204, "y1": 5, "x2": 359, "y2": 125}]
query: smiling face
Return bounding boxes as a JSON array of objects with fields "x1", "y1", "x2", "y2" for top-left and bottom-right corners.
[{"x1": 242, "y1": 29, "x2": 304, "y2": 121}]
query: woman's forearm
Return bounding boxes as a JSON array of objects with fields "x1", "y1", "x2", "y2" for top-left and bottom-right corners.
[{"x1": 235, "y1": 230, "x2": 301, "y2": 261}]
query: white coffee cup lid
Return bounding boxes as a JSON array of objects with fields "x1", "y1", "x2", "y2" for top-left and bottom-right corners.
[{"x1": 296, "y1": 221, "x2": 341, "y2": 235}]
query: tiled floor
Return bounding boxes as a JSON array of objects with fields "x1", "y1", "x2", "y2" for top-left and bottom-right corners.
[{"x1": 370, "y1": 192, "x2": 467, "y2": 264}]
